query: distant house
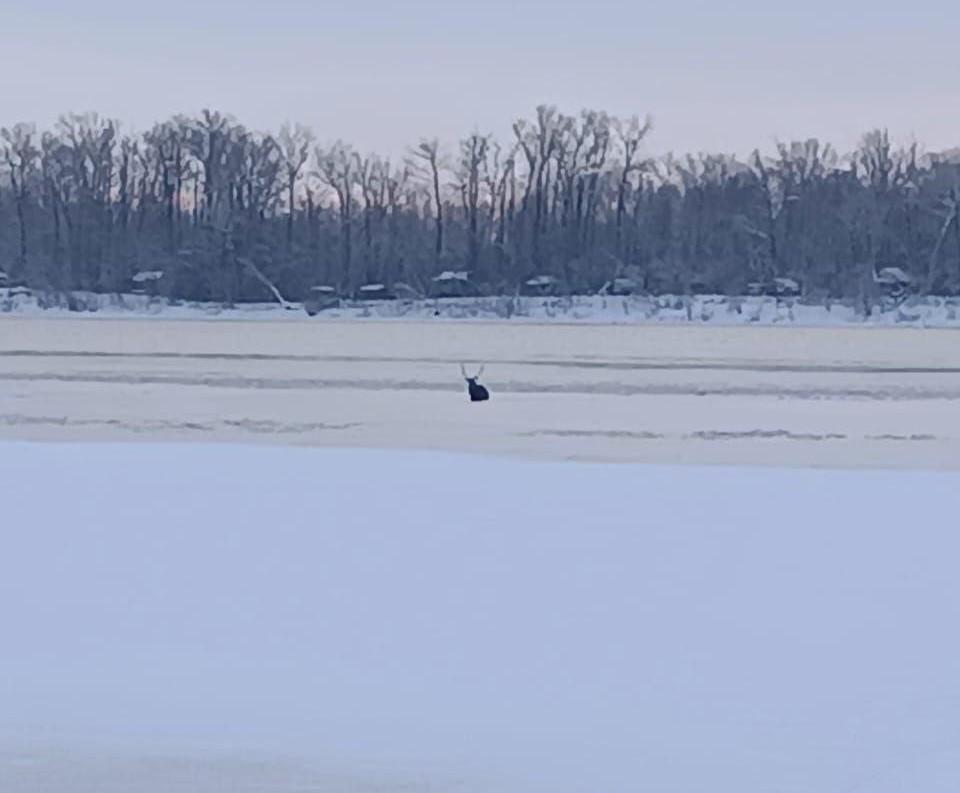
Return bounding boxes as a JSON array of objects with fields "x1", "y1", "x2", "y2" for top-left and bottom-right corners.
[
  {"x1": 131, "y1": 270, "x2": 164, "y2": 295},
  {"x1": 874, "y1": 267, "x2": 911, "y2": 288},
  {"x1": 354, "y1": 283, "x2": 394, "y2": 301},
  {"x1": 523, "y1": 275, "x2": 560, "y2": 296},
  {"x1": 132, "y1": 270, "x2": 164, "y2": 284},
  {"x1": 0, "y1": 270, "x2": 27, "y2": 299},
  {"x1": 0, "y1": 270, "x2": 28, "y2": 293},
  {"x1": 747, "y1": 277, "x2": 801, "y2": 298},
  {"x1": 393, "y1": 281, "x2": 423, "y2": 300},
  {"x1": 303, "y1": 285, "x2": 338, "y2": 316},
  {"x1": 872, "y1": 266, "x2": 912, "y2": 303},
  {"x1": 430, "y1": 270, "x2": 474, "y2": 298},
  {"x1": 773, "y1": 277, "x2": 801, "y2": 297},
  {"x1": 600, "y1": 277, "x2": 641, "y2": 296}
]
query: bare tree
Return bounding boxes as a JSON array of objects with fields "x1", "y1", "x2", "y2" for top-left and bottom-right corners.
[
  {"x1": 928, "y1": 187, "x2": 960, "y2": 288},
  {"x1": 410, "y1": 138, "x2": 445, "y2": 267},
  {"x1": 3, "y1": 104, "x2": 960, "y2": 306},
  {"x1": 1, "y1": 123, "x2": 39, "y2": 283},
  {"x1": 278, "y1": 123, "x2": 315, "y2": 249},
  {"x1": 750, "y1": 150, "x2": 783, "y2": 280},
  {"x1": 317, "y1": 142, "x2": 356, "y2": 287},
  {"x1": 455, "y1": 132, "x2": 490, "y2": 275},
  {"x1": 613, "y1": 115, "x2": 653, "y2": 265}
]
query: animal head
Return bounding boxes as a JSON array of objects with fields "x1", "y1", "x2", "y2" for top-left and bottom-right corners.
[{"x1": 460, "y1": 363, "x2": 485, "y2": 383}]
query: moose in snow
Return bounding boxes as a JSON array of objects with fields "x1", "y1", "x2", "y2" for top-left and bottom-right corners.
[{"x1": 460, "y1": 364, "x2": 490, "y2": 402}]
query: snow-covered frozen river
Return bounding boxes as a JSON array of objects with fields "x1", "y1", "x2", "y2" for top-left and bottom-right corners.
[
  {"x1": 3, "y1": 317, "x2": 959, "y2": 791},
  {"x1": 1, "y1": 316, "x2": 959, "y2": 467},
  {"x1": 2, "y1": 442, "x2": 959, "y2": 793}
]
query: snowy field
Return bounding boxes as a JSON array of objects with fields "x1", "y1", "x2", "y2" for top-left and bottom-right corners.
[
  {"x1": 1, "y1": 316, "x2": 960, "y2": 467},
  {"x1": 2, "y1": 316, "x2": 959, "y2": 791},
  {"x1": 3, "y1": 442, "x2": 960, "y2": 793}
]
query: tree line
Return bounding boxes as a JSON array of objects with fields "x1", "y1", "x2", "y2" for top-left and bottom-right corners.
[{"x1": 1, "y1": 107, "x2": 959, "y2": 304}]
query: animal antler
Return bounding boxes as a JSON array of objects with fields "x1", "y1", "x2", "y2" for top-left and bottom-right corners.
[
  {"x1": 476, "y1": 365, "x2": 485, "y2": 379},
  {"x1": 460, "y1": 363, "x2": 468, "y2": 378}
]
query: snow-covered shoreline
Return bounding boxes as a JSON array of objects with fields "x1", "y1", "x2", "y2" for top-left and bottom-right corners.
[{"x1": 4, "y1": 288, "x2": 960, "y2": 327}]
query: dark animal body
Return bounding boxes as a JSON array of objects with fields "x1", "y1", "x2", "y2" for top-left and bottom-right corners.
[
  {"x1": 461, "y1": 364, "x2": 490, "y2": 402},
  {"x1": 467, "y1": 378, "x2": 489, "y2": 402}
]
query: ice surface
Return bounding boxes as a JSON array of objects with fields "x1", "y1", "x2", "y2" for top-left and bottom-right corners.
[
  {"x1": 2, "y1": 442, "x2": 959, "y2": 792},
  {"x1": 3, "y1": 317, "x2": 960, "y2": 469}
]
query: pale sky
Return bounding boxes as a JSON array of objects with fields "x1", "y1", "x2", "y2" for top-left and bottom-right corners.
[{"x1": 3, "y1": 0, "x2": 956, "y2": 157}]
